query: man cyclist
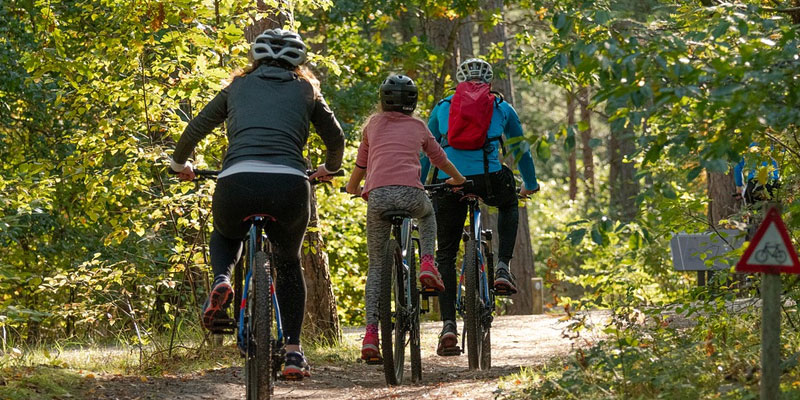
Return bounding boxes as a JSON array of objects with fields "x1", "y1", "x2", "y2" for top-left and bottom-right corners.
[
  {"x1": 734, "y1": 143, "x2": 780, "y2": 205},
  {"x1": 420, "y1": 58, "x2": 540, "y2": 356},
  {"x1": 169, "y1": 29, "x2": 345, "y2": 379}
]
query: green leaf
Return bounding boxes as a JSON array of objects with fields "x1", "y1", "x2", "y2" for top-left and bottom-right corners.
[
  {"x1": 536, "y1": 139, "x2": 551, "y2": 161},
  {"x1": 567, "y1": 228, "x2": 587, "y2": 245},
  {"x1": 687, "y1": 166, "x2": 703, "y2": 182},
  {"x1": 591, "y1": 228, "x2": 604, "y2": 246}
]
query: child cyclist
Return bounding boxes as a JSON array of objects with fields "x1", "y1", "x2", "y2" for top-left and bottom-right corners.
[{"x1": 345, "y1": 74, "x2": 466, "y2": 361}]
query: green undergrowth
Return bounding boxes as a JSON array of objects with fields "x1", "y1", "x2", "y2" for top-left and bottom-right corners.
[
  {"x1": 496, "y1": 298, "x2": 800, "y2": 399},
  {"x1": 0, "y1": 328, "x2": 361, "y2": 399}
]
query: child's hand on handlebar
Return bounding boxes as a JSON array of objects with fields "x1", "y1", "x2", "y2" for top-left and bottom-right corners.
[
  {"x1": 345, "y1": 182, "x2": 362, "y2": 197},
  {"x1": 445, "y1": 174, "x2": 467, "y2": 186}
]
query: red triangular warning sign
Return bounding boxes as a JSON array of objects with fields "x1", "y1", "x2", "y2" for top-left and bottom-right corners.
[{"x1": 737, "y1": 207, "x2": 800, "y2": 274}]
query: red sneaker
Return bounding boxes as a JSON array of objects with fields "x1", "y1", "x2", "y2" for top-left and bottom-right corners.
[
  {"x1": 419, "y1": 255, "x2": 445, "y2": 292},
  {"x1": 361, "y1": 325, "x2": 382, "y2": 364}
]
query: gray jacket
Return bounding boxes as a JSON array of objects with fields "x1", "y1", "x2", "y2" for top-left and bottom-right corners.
[{"x1": 173, "y1": 65, "x2": 345, "y2": 173}]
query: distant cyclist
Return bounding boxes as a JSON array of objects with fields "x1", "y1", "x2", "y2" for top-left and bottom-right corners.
[
  {"x1": 420, "y1": 58, "x2": 540, "y2": 356},
  {"x1": 734, "y1": 142, "x2": 780, "y2": 204},
  {"x1": 345, "y1": 74, "x2": 466, "y2": 362},
  {"x1": 169, "y1": 29, "x2": 345, "y2": 380}
]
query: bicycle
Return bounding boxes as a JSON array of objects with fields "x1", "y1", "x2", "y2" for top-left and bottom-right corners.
[
  {"x1": 426, "y1": 182, "x2": 495, "y2": 371},
  {"x1": 755, "y1": 242, "x2": 787, "y2": 264},
  {"x1": 175, "y1": 168, "x2": 342, "y2": 400},
  {"x1": 340, "y1": 186, "x2": 442, "y2": 385}
]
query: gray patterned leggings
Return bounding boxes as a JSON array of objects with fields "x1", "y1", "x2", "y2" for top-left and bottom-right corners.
[{"x1": 365, "y1": 185, "x2": 436, "y2": 326}]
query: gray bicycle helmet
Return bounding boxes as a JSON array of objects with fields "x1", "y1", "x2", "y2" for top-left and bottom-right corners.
[
  {"x1": 456, "y1": 58, "x2": 493, "y2": 83},
  {"x1": 251, "y1": 29, "x2": 307, "y2": 67},
  {"x1": 380, "y1": 74, "x2": 418, "y2": 114}
]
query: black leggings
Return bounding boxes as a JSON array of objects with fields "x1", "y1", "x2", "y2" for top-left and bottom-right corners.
[
  {"x1": 210, "y1": 173, "x2": 310, "y2": 345},
  {"x1": 433, "y1": 165, "x2": 519, "y2": 322}
]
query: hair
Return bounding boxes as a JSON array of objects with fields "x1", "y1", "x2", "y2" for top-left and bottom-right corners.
[{"x1": 231, "y1": 58, "x2": 321, "y2": 99}]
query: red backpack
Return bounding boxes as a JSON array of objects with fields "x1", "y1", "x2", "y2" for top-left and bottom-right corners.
[{"x1": 447, "y1": 81, "x2": 495, "y2": 150}]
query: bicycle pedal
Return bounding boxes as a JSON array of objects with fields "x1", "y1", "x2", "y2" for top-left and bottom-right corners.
[
  {"x1": 209, "y1": 318, "x2": 235, "y2": 334},
  {"x1": 420, "y1": 287, "x2": 438, "y2": 297},
  {"x1": 438, "y1": 346, "x2": 462, "y2": 357},
  {"x1": 364, "y1": 357, "x2": 383, "y2": 365}
]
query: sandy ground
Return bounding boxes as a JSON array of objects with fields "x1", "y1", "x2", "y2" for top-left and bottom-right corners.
[{"x1": 84, "y1": 312, "x2": 608, "y2": 400}]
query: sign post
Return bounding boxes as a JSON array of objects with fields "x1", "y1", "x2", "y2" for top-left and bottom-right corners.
[{"x1": 736, "y1": 207, "x2": 800, "y2": 399}]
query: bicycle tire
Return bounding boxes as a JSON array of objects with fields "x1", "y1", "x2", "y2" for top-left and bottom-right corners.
[
  {"x1": 380, "y1": 239, "x2": 405, "y2": 385},
  {"x1": 776, "y1": 250, "x2": 787, "y2": 263},
  {"x1": 464, "y1": 239, "x2": 483, "y2": 370},
  {"x1": 407, "y1": 240, "x2": 421, "y2": 383},
  {"x1": 246, "y1": 251, "x2": 272, "y2": 400},
  {"x1": 755, "y1": 249, "x2": 768, "y2": 263},
  {"x1": 480, "y1": 243, "x2": 493, "y2": 370}
]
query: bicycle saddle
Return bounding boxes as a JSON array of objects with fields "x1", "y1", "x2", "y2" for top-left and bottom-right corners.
[{"x1": 381, "y1": 209, "x2": 412, "y2": 220}]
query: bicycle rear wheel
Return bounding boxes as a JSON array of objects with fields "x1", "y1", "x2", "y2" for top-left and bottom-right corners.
[
  {"x1": 246, "y1": 251, "x2": 272, "y2": 400},
  {"x1": 463, "y1": 239, "x2": 484, "y2": 371},
  {"x1": 380, "y1": 239, "x2": 406, "y2": 385},
  {"x1": 407, "y1": 240, "x2": 421, "y2": 383}
]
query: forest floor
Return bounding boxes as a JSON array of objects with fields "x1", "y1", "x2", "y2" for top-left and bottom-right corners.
[{"x1": 71, "y1": 312, "x2": 608, "y2": 400}]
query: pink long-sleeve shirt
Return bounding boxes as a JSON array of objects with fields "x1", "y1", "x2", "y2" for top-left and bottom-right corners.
[{"x1": 356, "y1": 112, "x2": 449, "y2": 195}]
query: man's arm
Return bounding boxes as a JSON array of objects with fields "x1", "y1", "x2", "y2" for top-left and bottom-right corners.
[
  {"x1": 420, "y1": 104, "x2": 443, "y2": 184},
  {"x1": 502, "y1": 103, "x2": 539, "y2": 192}
]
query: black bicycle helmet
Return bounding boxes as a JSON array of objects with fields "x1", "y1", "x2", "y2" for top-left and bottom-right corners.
[{"x1": 380, "y1": 74, "x2": 418, "y2": 114}]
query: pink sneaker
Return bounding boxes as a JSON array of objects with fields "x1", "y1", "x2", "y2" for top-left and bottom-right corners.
[
  {"x1": 361, "y1": 324, "x2": 382, "y2": 364},
  {"x1": 419, "y1": 255, "x2": 445, "y2": 292}
]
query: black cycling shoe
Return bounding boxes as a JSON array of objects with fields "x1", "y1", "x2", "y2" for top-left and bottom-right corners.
[
  {"x1": 493, "y1": 264, "x2": 518, "y2": 296},
  {"x1": 282, "y1": 351, "x2": 311, "y2": 380},
  {"x1": 437, "y1": 320, "x2": 460, "y2": 356}
]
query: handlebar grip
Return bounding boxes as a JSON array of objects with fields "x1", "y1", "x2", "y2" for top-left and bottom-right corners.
[
  {"x1": 307, "y1": 169, "x2": 346, "y2": 178},
  {"x1": 167, "y1": 168, "x2": 220, "y2": 177}
]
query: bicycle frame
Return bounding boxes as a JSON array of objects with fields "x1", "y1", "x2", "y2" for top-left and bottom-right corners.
[
  {"x1": 237, "y1": 216, "x2": 284, "y2": 352},
  {"x1": 456, "y1": 199, "x2": 493, "y2": 316}
]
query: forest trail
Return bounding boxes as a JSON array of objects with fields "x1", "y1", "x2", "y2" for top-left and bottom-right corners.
[{"x1": 84, "y1": 313, "x2": 607, "y2": 399}]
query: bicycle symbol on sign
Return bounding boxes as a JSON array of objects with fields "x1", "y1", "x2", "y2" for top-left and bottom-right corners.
[{"x1": 755, "y1": 242, "x2": 787, "y2": 264}]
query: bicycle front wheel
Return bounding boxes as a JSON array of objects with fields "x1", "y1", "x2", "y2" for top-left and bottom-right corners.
[
  {"x1": 246, "y1": 251, "x2": 272, "y2": 400},
  {"x1": 380, "y1": 239, "x2": 406, "y2": 385},
  {"x1": 464, "y1": 239, "x2": 484, "y2": 371}
]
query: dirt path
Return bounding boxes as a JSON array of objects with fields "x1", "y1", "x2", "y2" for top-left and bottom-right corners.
[{"x1": 86, "y1": 313, "x2": 606, "y2": 399}]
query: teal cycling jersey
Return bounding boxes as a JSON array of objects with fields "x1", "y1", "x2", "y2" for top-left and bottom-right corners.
[{"x1": 420, "y1": 94, "x2": 539, "y2": 191}]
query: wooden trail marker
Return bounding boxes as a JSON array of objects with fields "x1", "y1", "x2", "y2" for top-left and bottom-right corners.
[{"x1": 736, "y1": 207, "x2": 800, "y2": 399}]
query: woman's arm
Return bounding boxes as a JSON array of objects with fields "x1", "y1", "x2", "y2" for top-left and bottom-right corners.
[
  {"x1": 172, "y1": 89, "x2": 229, "y2": 169},
  {"x1": 310, "y1": 96, "x2": 346, "y2": 174}
]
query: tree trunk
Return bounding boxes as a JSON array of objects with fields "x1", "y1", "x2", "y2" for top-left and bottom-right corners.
[
  {"x1": 458, "y1": 17, "x2": 474, "y2": 63},
  {"x1": 567, "y1": 90, "x2": 577, "y2": 200},
  {"x1": 300, "y1": 189, "x2": 341, "y2": 342},
  {"x1": 707, "y1": 170, "x2": 739, "y2": 227},
  {"x1": 478, "y1": 0, "x2": 532, "y2": 315},
  {"x1": 608, "y1": 125, "x2": 639, "y2": 223},
  {"x1": 425, "y1": 17, "x2": 459, "y2": 101},
  {"x1": 578, "y1": 86, "x2": 595, "y2": 197}
]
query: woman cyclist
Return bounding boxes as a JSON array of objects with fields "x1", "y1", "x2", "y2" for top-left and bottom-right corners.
[
  {"x1": 345, "y1": 74, "x2": 466, "y2": 361},
  {"x1": 169, "y1": 29, "x2": 345, "y2": 380}
]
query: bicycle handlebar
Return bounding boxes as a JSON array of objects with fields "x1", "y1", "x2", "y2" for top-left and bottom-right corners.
[
  {"x1": 423, "y1": 180, "x2": 474, "y2": 193},
  {"x1": 168, "y1": 168, "x2": 344, "y2": 184}
]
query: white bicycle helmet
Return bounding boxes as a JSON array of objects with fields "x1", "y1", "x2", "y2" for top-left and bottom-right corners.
[
  {"x1": 251, "y1": 29, "x2": 307, "y2": 67},
  {"x1": 456, "y1": 58, "x2": 493, "y2": 83}
]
